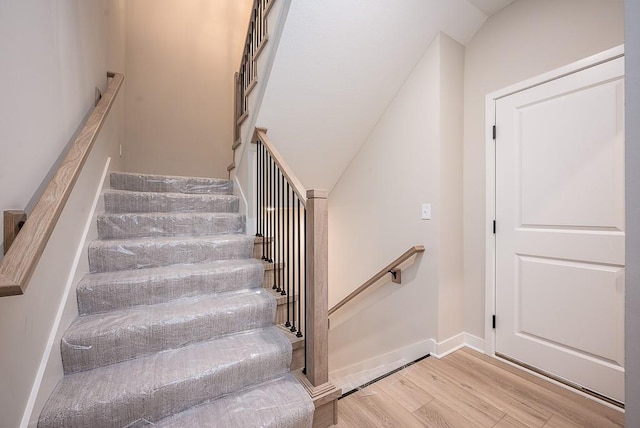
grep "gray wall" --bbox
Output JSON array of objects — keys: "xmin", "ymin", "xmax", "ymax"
[{"xmin": 626, "ymin": 0, "xmax": 640, "ymax": 424}]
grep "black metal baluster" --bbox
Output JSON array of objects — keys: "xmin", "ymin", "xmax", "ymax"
[
  {"xmin": 280, "ymin": 173, "xmax": 286, "ymax": 297},
  {"xmin": 273, "ymin": 163, "xmax": 280, "ymax": 292},
  {"xmin": 261, "ymin": 144, "xmax": 267, "ymax": 260},
  {"xmin": 298, "ymin": 199, "xmax": 304, "ymax": 338},
  {"xmin": 264, "ymin": 149, "xmax": 270, "ymax": 261},
  {"xmin": 285, "ymin": 182, "xmax": 291, "ymax": 327},
  {"xmin": 290, "ymin": 192, "xmax": 297, "ymax": 334},
  {"xmin": 256, "ymin": 141, "xmax": 261, "ymax": 239},
  {"xmin": 269, "ymin": 155, "xmax": 274, "ymax": 265}
]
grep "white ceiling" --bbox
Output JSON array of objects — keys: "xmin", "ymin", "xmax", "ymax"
[
  {"xmin": 466, "ymin": 0, "xmax": 517, "ymax": 16},
  {"xmin": 256, "ymin": 0, "xmax": 504, "ymax": 191}
]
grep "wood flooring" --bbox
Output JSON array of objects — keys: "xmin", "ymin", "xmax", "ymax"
[{"xmin": 334, "ymin": 348, "xmax": 624, "ymax": 427}]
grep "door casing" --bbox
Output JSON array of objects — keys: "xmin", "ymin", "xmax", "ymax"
[{"xmin": 484, "ymin": 45, "xmax": 625, "ymax": 359}]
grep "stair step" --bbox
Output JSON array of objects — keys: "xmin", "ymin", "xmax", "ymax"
[
  {"xmin": 155, "ymin": 373, "xmax": 314, "ymax": 427},
  {"xmin": 77, "ymin": 259, "xmax": 264, "ymax": 315},
  {"xmin": 103, "ymin": 189, "xmax": 239, "ymax": 214},
  {"xmin": 110, "ymin": 172, "xmax": 233, "ymax": 195},
  {"xmin": 62, "ymin": 289, "xmax": 276, "ymax": 373},
  {"xmin": 39, "ymin": 327, "xmax": 292, "ymax": 428},
  {"xmin": 88, "ymin": 234, "xmax": 255, "ymax": 273},
  {"xmin": 97, "ymin": 212, "xmax": 245, "ymax": 239}
]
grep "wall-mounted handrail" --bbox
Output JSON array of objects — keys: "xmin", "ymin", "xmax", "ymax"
[
  {"xmin": 0, "ymin": 72, "xmax": 124, "ymax": 297},
  {"xmin": 328, "ymin": 245, "xmax": 425, "ymax": 316}
]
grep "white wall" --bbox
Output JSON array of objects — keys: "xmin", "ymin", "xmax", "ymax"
[
  {"xmin": 123, "ymin": 0, "xmax": 252, "ymax": 178},
  {"xmin": 0, "ymin": 0, "xmax": 110, "ymax": 257},
  {"xmin": 625, "ymin": 0, "xmax": 640, "ymax": 423},
  {"xmin": 437, "ymin": 34, "xmax": 465, "ymax": 342},
  {"xmin": 328, "ymin": 33, "xmax": 465, "ymax": 385},
  {"xmin": 0, "ymin": 2, "xmax": 126, "ymax": 425},
  {"xmin": 462, "ymin": 0, "xmax": 625, "ymax": 338},
  {"xmin": 256, "ymin": 0, "xmax": 487, "ymax": 192}
]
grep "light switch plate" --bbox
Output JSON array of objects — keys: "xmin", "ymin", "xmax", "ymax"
[{"xmin": 421, "ymin": 204, "xmax": 431, "ymax": 220}]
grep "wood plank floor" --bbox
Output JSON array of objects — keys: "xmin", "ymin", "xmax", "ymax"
[{"xmin": 334, "ymin": 348, "xmax": 624, "ymax": 427}]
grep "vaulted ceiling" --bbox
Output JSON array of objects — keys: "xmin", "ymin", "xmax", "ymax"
[{"xmin": 257, "ymin": 0, "xmax": 516, "ymax": 191}]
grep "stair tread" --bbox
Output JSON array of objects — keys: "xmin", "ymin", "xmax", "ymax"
[
  {"xmin": 88, "ymin": 234, "xmax": 255, "ymax": 273},
  {"xmin": 155, "ymin": 373, "xmax": 314, "ymax": 428},
  {"xmin": 39, "ymin": 327, "xmax": 292, "ymax": 428},
  {"xmin": 90, "ymin": 232, "xmax": 253, "ymax": 246},
  {"xmin": 110, "ymin": 171, "xmax": 233, "ymax": 195},
  {"xmin": 97, "ymin": 211, "xmax": 246, "ymax": 239},
  {"xmin": 77, "ymin": 259, "xmax": 265, "ymax": 314},
  {"xmin": 104, "ymin": 188, "xmax": 239, "ymax": 200},
  {"xmin": 98, "ymin": 211, "xmax": 244, "ymax": 220},
  {"xmin": 103, "ymin": 189, "xmax": 239, "ymax": 214},
  {"xmin": 62, "ymin": 288, "xmax": 277, "ymax": 373}
]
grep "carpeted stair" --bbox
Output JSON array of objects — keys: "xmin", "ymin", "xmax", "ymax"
[{"xmin": 39, "ymin": 172, "xmax": 314, "ymax": 428}]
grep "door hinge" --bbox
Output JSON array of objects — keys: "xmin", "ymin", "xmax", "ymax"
[
  {"xmin": 492, "ymin": 315, "xmax": 496, "ymax": 329},
  {"xmin": 492, "ymin": 125, "xmax": 496, "ymax": 140},
  {"xmin": 493, "ymin": 220, "xmax": 496, "ymax": 234}
]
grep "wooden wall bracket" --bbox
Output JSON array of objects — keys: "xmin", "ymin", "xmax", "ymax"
[{"xmin": 3, "ymin": 210, "xmax": 27, "ymax": 256}]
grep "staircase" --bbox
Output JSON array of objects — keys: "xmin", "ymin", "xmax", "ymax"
[{"xmin": 38, "ymin": 172, "xmax": 314, "ymax": 427}]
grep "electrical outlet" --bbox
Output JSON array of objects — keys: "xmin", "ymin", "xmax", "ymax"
[{"xmin": 421, "ymin": 203, "xmax": 431, "ymax": 220}]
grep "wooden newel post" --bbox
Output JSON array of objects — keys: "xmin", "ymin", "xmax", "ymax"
[{"xmin": 305, "ymin": 189, "xmax": 329, "ymax": 387}]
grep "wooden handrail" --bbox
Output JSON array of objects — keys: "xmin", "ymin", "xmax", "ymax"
[
  {"xmin": 328, "ymin": 245, "xmax": 425, "ymax": 316},
  {"xmin": 0, "ymin": 72, "xmax": 124, "ymax": 297},
  {"xmin": 253, "ymin": 128, "xmax": 307, "ymax": 205}
]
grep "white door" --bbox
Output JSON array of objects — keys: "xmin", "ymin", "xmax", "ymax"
[{"xmin": 495, "ymin": 56, "xmax": 625, "ymax": 403}]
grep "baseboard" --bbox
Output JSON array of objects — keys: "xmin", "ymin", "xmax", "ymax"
[
  {"xmin": 330, "ymin": 332, "xmax": 485, "ymax": 393},
  {"xmin": 329, "ymin": 338, "xmax": 435, "ymax": 393},
  {"xmin": 432, "ymin": 332, "xmax": 486, "ymax": 359},
  {"xmin": 462, "ymin": 332, "xmax": 485, "ymax": 354}
]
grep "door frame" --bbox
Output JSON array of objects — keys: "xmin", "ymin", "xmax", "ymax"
[{"xmin": 483, "ymin": 44, "xmax": 625, "ymax": 357}]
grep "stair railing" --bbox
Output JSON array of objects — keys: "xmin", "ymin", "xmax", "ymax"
[
  {"xmin": 253, "ymin": 128, "xmax": 332, "ymax": 391},
  {"xmin": 328, "ymin": 245, "xmax": 425, "ymax": 317},
  {"xmin": 233, "ymin": 0, "xmax": 275, "ymax": 153},
  {"xmin": 0, "ymin": 72, "xmax": 124, "ymax": 297}
]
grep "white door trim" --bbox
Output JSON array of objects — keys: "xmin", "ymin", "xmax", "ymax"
[{"xmin": 484, "ymin": 44, "xmax": 625, "ymax": 357}]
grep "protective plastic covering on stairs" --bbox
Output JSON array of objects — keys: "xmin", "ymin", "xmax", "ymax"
[
  {"xmin": 110, "ymin": 171, "xmax": 234, "ymax": 195},
  {"xmin": 39, "ymin": 327, "xmax": 295, "ymax": 428},
  {"xmin": 103, "ymin": 189, "xmax": 239, "ymax": 213},
  {"xmin": 39, "ymin": 171, "xmax": 314, "ymax": 428},
  {"xmin": 76, "ymin": 259, "xmax": 265, "ymax": 314},
  {"xmin": 88, "ymin": 234, "xmax": 255, "ymax": 272},
  {"xmin": 62, "ymin": 288, "xmax": 277, "ymax": 373},
  {"xmin": 97, "ymin": 212, "xmax": 245, "ymax": 239},
  {"xmin": 156, "ymin": 373, "xmax": 314, "ymax": 428}
]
